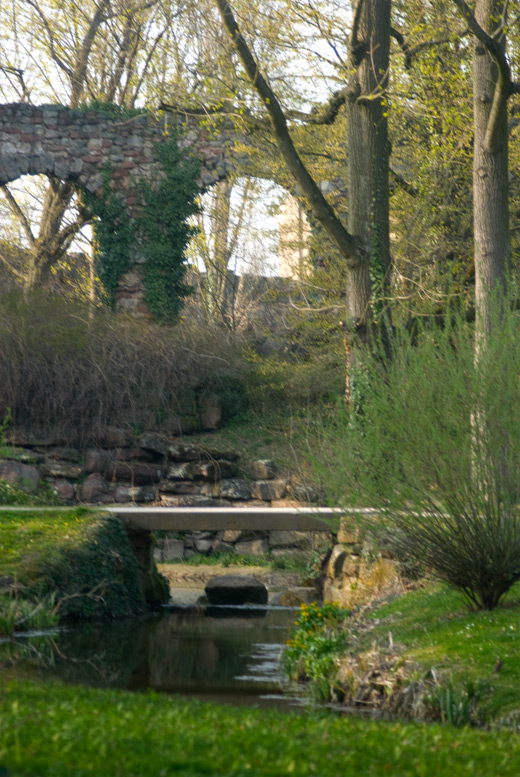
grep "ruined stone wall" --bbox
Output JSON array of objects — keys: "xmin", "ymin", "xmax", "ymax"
[{"xmin": 0, "ymin": 103, "xmax": 242, "ymax": 194}]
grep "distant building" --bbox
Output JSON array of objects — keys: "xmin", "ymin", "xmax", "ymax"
[{"xmin": 278, "ymin": 195, "xmax": 311, "ymax": 279}]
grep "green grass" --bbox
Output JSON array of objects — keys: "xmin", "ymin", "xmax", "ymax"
[
  {"xmin": 0, "ymin": 508, "xmax": 94, "ymax": 580},
  {"xmin": 0, "ymin": 508, "xmax": 148, "ymax": 619},
  {"xmin": 1, "ymin": 678, "xmax": 520, "ymax": 776},
  {"xmin": 360, "ymin": 582, "xmax": 520, "ymax": 722},
  {"xmin": 167, "ymin": 551, "xmax": 311, "ymax": 573}
]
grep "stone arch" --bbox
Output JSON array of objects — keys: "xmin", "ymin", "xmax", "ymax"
[
  {"xmin": 0, "ymin": 102, "xmax": 262, "ymax": 313},
  {"xmin": 0, "ymin": 103, "xmax": 249, "ymax": 193}
]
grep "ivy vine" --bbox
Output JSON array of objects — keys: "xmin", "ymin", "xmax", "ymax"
[{"xmin": 85, "ymin": 134, "xmax": 200, "ymax": 324}]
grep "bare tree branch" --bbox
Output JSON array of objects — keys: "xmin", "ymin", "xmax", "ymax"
[{"xmin": 214, "ymin": 0, "xmax": 362, "ymax": 270}]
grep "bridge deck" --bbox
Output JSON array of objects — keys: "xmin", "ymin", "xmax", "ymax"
[{"xmin": 104, "ymin": 506, "xmax": 343, "ymax": 532}]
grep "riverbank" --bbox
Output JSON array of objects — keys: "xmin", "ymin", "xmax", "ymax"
[
  {"xmin": 1, "ymin": 677, "xmax": 519, "ymax": 776},
  {"xmin": 288, "ymin": 581, "xmax": 520, "ymax": 727},
  {"xmin": 0, "ymin": 508, "xmax": 168, "ymax": 624}
]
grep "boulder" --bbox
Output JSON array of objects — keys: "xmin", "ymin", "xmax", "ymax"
[
  {"xmin": 205, "ymin": 575, "xmax": 268, "ymax": 605},
  {"xmin": 0, "ymin": 460, "xmax": 40, "ymax": 493}
]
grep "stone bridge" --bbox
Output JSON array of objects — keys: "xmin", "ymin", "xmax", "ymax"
[
  {"xmin": 0, "ymin": 102, "xmax": 259, "ymax": 313},
  {"xmin": 0, "ymin": 102, "xmax": 247, "ymax": 195}
]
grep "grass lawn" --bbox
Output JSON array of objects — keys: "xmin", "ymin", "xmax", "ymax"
[
  {"xmin": 1, "ymin": 677, "xmax": 520, "ymax": 777},
  {"xmin": 360, "ymin": 582, "xmax": 520, "ymax": 723}
]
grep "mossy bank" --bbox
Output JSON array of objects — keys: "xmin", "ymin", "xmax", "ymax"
[{"xmin": 0, "ymin": 508, "xmax": 168, "ymax": 624}]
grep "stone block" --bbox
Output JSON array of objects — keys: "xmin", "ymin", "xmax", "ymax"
[
  {"xmin": 161, "ymin": 538, "xmax": 184, "ymax": 561},
  {"xmin": 42, "ymin": 459, "xmax": 84, "ymax": 479},
  {"xmin": 93, "ymin": 425, "xmax": 133, "ymax": 448},
  {"xmin": 0, "ymin": 460, "xmax": 40, "ymax": 493},
  {"xmin": 160, "ymin": 494, "xmax": 217, "ymax": 507},
  {"xmin": 251, "ymin": 479, "xmax": 287, "ymax": 501},
  {"xmin": 53, "ymin": 478, "xmax": 75, "ymax": 502},
  {"xmin": 78, "ymin": 473, "xmax": 113, "ymax": 503},
  {"xmin": 219, "ymin": 479, "xmax": 252, "ymax": 500},
  {"xmin": 268, "ymin": 530, "xmax": 311, "ymax": 548},
  {"xmin": 248, "ymin": 459, "xmax": 276, "ymax": 480},
  {"xmin": 139, "ymin": 432, "xmax": 170, "ymax": 455},
  {"xmin": 85, "ymin": 448, "xmax": 113, "ymax": 474},
  {"xmin": 107, "ymin": 462, "xmax": 163, "ymax": 484},
  {"xmin": 222, "ymin": 530, "xmax": 242, "ymax": 543},
  {"xmin": 114, "ymin": 485, "xmax": 156, "ymax": 503},
  {"xmin": 194, "ymin": 539, "xmax": 213, "ymax": 554},
  {"xmin": 337, "ymin": 520, "xmax": 364, "ymax": 545},
  {"xmin": 158, "ymin": 480, "xmax": 202, "ymax": 495},
  {"xmin": 235, "ymin": 539, "xmax": 269, "ymax": 556}
]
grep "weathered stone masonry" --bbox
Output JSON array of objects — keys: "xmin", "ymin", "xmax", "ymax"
[
  {"xmin": 0, "ymin": 102, "xmax": 250, "ymax": 313},
  {"xmin": 0, "ymin": 103, "xmax": 242, "ymax": 194}
]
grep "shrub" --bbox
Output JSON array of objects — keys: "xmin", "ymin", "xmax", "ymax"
[
  {"xmin": 0, "ymin": 291, "xmax": 249, "ymax": 446},
  {"xmin": 312, "ymin": 302, "xmax": 520, "ymax": 610},
  {"xmin": 284, "ymin": 601, "xmax": 349, "ymax": 699}
]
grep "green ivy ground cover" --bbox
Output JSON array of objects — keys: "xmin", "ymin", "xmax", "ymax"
[
  {"xmin": 0, "ymin": 678, "xmax": 519, "ymax": 776},
  {"xmin": 0, "ymin": 509, "xmax": 146, "ymax": 619}
]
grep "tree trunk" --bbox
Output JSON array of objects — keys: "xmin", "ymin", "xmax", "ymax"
[
  {"xmin": 346, "ymin": 0, "xmax": 391, "ymax": 342},
  {"xmin": 472, "ymin": 0, "xmax": 510, "ymax": 341}
]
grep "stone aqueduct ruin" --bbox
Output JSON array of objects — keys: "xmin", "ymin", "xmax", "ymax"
[{"xmin": 0, "ymin": 102, "xmax": 255, "ymax": 312}]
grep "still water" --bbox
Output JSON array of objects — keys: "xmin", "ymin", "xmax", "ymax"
[{"xmin": 6, "ymin": 604, "xmax": 303, "ymax": 710}]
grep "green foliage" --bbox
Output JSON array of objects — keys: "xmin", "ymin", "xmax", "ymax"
[
  {"xmin": 3, "ymin": 678, "xmax": 520, "ymax": 776},
  {"xmin": 284, "ymin": 601, "xmax": 349, "ymax": 699},
  {"xmin": 86, "ymin": 136, "xmax": 200, "ymax": 323},
  {"xmin": 136, "ymin": 141, "xmax": 200, "ymax": 323},
  {"xmin": 0, "ymin": 510, "xmax": 147, "ymax": 620},
  {"xmin": 313, "ymin": 300, "xmax": 520, "ymax": 610},
  {"xmin": 431, "ymin": 681, "xmax": 478, "ymax": 727},
  {"xmin": 363, "ymin": 582, "xmax": 520, "ymax": 723},
  {"xmin": 78, "ymin": 100, "xmax": 147, "ymax": 119},
  {"xmin": 0, "ymin": 479, "xmax": 61, "ymax": 507},
  {"xmin": 0, "ymin": 593, "xmax": 58, "ymax": 637},
  {"xmin": 85, "ymin": 168, "xmax": 132, "ymax": 307}
]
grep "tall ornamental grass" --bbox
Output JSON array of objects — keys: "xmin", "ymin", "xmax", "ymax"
[{"xmin": 314, "ymin": 302, "xmax": 520, "ymax": 609}]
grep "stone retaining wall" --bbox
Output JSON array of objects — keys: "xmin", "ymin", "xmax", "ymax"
[{"xmin": 1, "ymin": 424, "xmax": 331, "ymax": 556}]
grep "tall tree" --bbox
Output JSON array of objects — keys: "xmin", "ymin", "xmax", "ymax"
[
  {"xmin": 453, "ymin": 0, "xmax": 519, "ymax": 337},
  {"xmin": 213, "ymin": 0, "xmax": 391, "ymax": 372}
]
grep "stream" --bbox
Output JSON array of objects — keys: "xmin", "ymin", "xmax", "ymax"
[{"xmin": 4, "ymin": 602, "xmax": 304, "ymax": 710}]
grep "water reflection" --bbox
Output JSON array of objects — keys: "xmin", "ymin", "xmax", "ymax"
[{"xmin": 1, "ymin": 605, "xmax": 299, "ymax": 709}]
